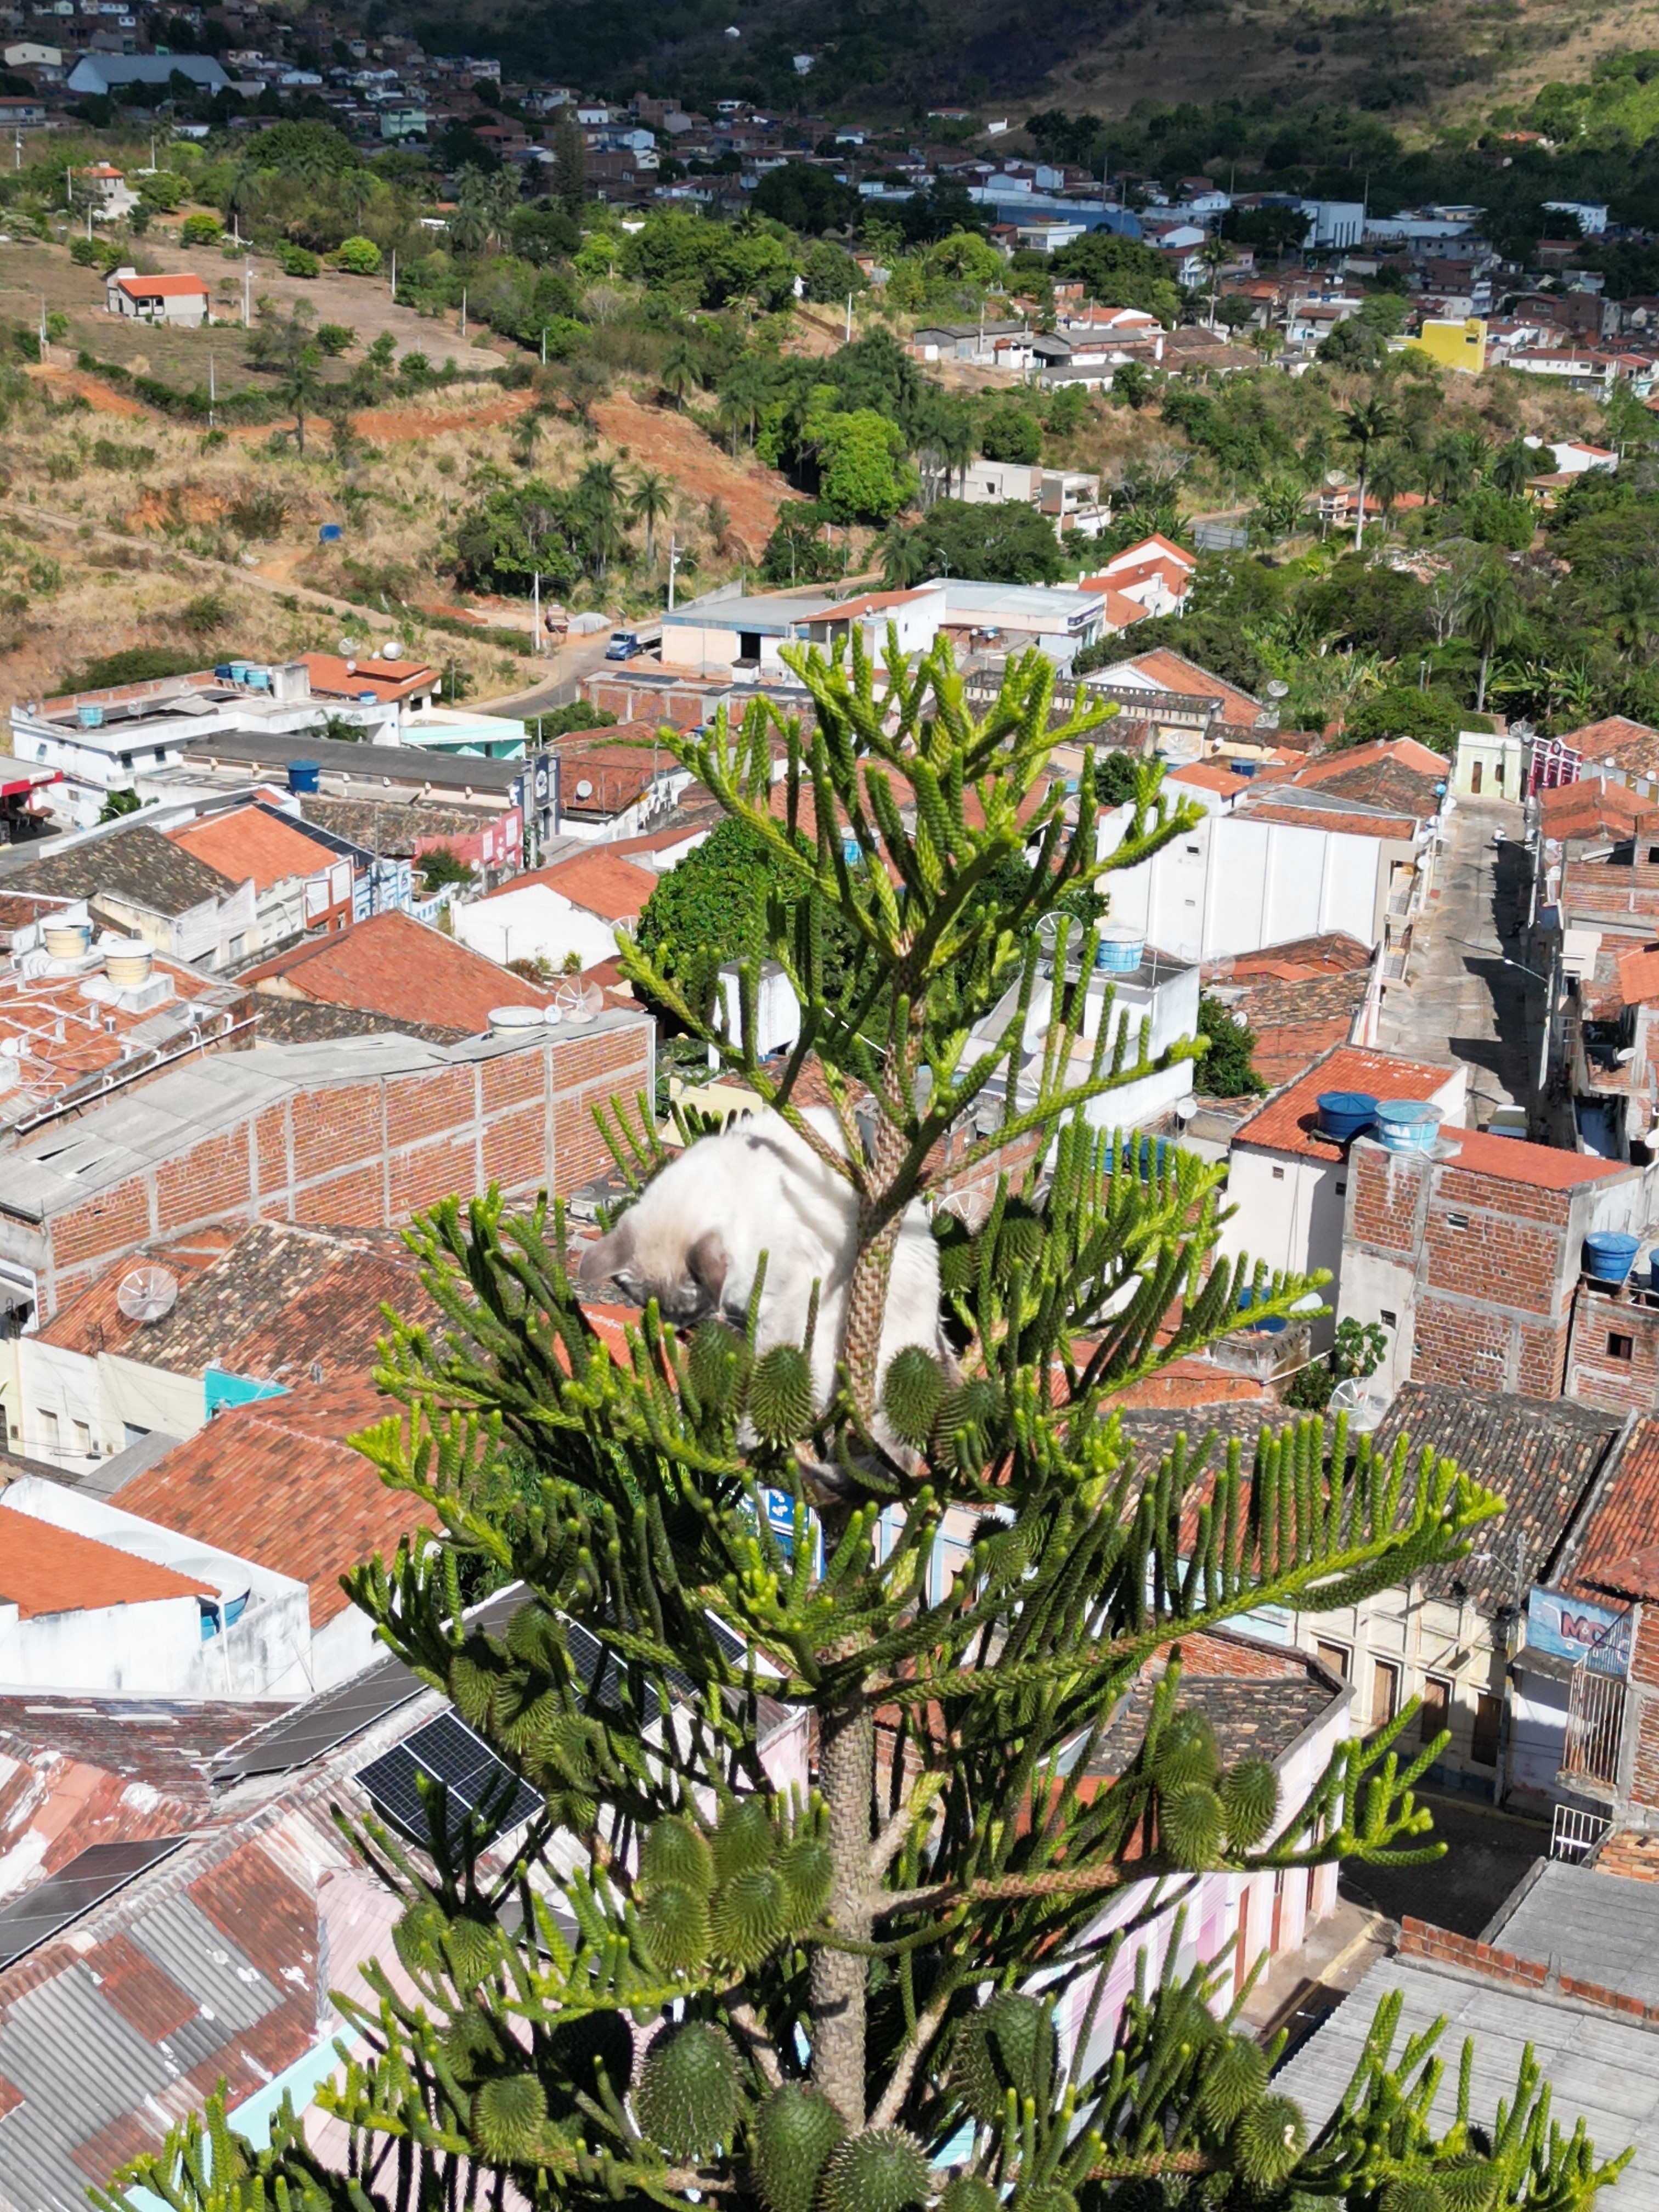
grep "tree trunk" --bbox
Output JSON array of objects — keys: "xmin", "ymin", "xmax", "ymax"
[
  {"xmin": 1353, "ymin": 461, "xmax": 1366, "ymax": 554},
  {"xmin": 1477, "ymin": 645, "xmax": 1491, "ymax": 713},
  {"xmin": 810, "ymin": 1673, "xmax": 873, "ymax": 2128}
]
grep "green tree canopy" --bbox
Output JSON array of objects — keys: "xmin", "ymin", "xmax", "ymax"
[
  {"xmin": 752, "ymin": 162, "xmax": 860, "ymax": 234},
  {"xmin": 1048, "ymin": 229, "xmax": 1181, "ymax": 322},
  {"xmin": 881, "ymin": 498, "xmax": 1067, "ymax": 586}
]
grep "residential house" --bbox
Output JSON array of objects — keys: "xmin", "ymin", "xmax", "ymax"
[
  {"xmin": 2, "ymin": 1218, "xmax": 431, "ymax": 1473},
  {"xmin": 1200, "ymin": 932, "xmax": 1380, "ymax": 1087},
  {"xmin": 238, "ymin": 909, "xmax": 558, "ymax": 1035},
  {"xmin": 455, "ymin": 847, "xmax": 659, "ymax": 975},
  {"xmin": 1220, "ymin": 1045, "xmax": 1466, "ymax": 1350},
  {"xmin": 295, "ymin": 651, "xmax": 441, "ymax": 724},
  {"xmin": 1337, "ymin": 1121, "xmax": 1645, "ymax": 1398},
  {"xmin": 104, "ymin": 269, "xmax": 211, "ymax": 327},
  {"xmin": 0, "ymin": 823, "xmax": 258, "ymax": 969},
  {"xmin": 0, "ymin": 1017, "xmax": 654, "ymax": 1324},
  {"xmin": 165, "ymin": 802, "xmax": 356, "ymax": 958},
  {"xmin": 1079, "ymin": 533, "xmax": 1195, "ymax": 621}
]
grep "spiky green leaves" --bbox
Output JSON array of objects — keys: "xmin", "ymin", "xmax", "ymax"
[
  {"xmin": 1161, "ymin": 1784, "xmax": 1226, "ymax": 1869},
  {"xmin": 640, "ymin": 1803, "xmax": 827, "ymax": 1974},
  {"xmin": 819, "ymin": 2128, "xmax": 932, "ymax": 2212},
  {"xmin": 750, "ymin": 2085, "xmax": 846, "ymax": 2212},
  {"xmin": 688, "ymin": 1321, "xmax": 751, "ymax": 1421},
  {"xmin": 1153, "ymin": 1711, "xmax": 1220, "ymax": 1793},
  {"xmin": 749, "ymin": 1344, "xmax": 816, "ymax": 1442},
  {"xmin": 1381, "ymin": 2185, "xmax": 1446, "ymax": 2212},
  {"xmin": 713, "ymin": 1798, "xmax": 777, "ymax": 1881},
  {"xmin": 937, "ymin": 2179, "xmax": 1000, "ymax": 2212},
  {"xmin": 1199, "ymin": 2035, "xmax": 1268, "ymax": 2129},
  {"xmin": 778, "ymin": 1835, "xmax": 834, "ymax": 1923},
  {"xmin": 935, "ymin": 1379, "xmax": 1003, "ymax": 1475},
  {"xmin": 950, "ymin": 1993, "xmax": 1057, "ymax": 2124},
  {"xmin": 642, "ymin": 1814, "xmax": 716, "ymax": 1896},
  {"xmin": 635, "ymin": 2023, "xmax": 743, "ymax": 2161},
  {"xmin": 471, "ymin": 2074, "xmax": 548, "ymax": 2164},
  {"xmin": 882, "ymin": 1346, "xmax": 947, "ymax": 1447},
  {"xmin": 639, "ymin": 1881, "xmax": 713, "ymax": 1973},
  {"xmin": 1233, "ymin": 2095, "xmax": 1306, "ymax": 2187},
  {"xmin": 712, "ymin": 1865, "xmax": 791, "ymax": 1968},
  {"xmin": 1436, "ymin": 2163, "xmax": 1499, "ymax": 2211},
  {"xmin": 1220, "ymin": 1759, "xmax": 1280, "ymax": 1850}
]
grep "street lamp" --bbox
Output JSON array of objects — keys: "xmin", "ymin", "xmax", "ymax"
[{"xmin": 1450, "ymin": 936, "xmax": 1550, "ymax": 985}]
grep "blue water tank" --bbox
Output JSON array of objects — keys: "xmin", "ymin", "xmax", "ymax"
[
  {"xmin": 1375, "ymin": 1099, "xmax": 1442, "ymax": 1153},
  {"xmin": 76, "ymin": 703, "xmax": 103, "ymax": 729},
  {"xmin": 318, "ymin": 522, "xmax": 343, "ymax": 543},
  {"xmin": 1585, "ymin": 1232, "xmax": 1640, "ymax": 1285},
  {"xmin": 1096, "ymin": 925, "xmax": 1144, "ymax": 972},
  {"xmin": 287, "ymin": 759, "xmax": 321, "ymax": 794},
  {"xmin": 1238, "ymin": 1285, "xmax": 1287, "ymax": 1335},
  {"xmin": 1316, "ymin": 1090, "xmax": 1378, "ymax": 1143}
]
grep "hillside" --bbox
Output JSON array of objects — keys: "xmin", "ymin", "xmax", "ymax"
[{"xmin": 405, "ymin": 0, "xmax": 1659, "ymax": 132}]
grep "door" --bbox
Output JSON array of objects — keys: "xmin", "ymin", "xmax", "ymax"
[
  {"xmin": 1370, "ymin": 1660, "xmax": 1400, "ymax": 1730},
  {"xmin": 1470, "ymin": 760, "xmax": 1483, "ymax": 794},
  {"xmin": 1419, "ymin": 1675, "xmax": 1451, "ymax": 1747},
  {"xmin": 1472, "ymin": 1691, "xmax": 1503, "ymax": 1768}
]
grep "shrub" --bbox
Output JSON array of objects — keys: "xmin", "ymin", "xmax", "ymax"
[
  {"xmin": 276, "ymin": 244, "xmax": 320, "ymax": 279},
  {"xmin": 91, "ymin": 437, "xmax": 157, "ymax": 471},
  {"xmin": 180, "ymin": 212, "xmax": 222, "ymax": 246},
  {"xmin": 57, "ymin": 644, "xmax": 206, "ymax": 692},
  {"xmin": 980, "ymin": 409, "xmax": 1042, "ymax": 465},
  {"xmin": 315, "ymin": 321, "xmax": 354, "ymax": 356},
  {"xmin": 227, "ymin": 486, "xmax": 288, "ymax": 540},
  {"xmin": 69, "ymin": 234, "xmax": 101, "ymax": 267},
  {"xmin": 331, "ymin": 235, "xmax": 382, "ymax": 275},
  {"xmin": 418, "ymin": 843, "xmax": 475, "ymax": 890}
]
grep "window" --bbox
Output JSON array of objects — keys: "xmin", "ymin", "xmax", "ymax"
[
  {"xmin": 1649, "ymin": 847, "xmax": 1659, "ymax": 865},
  {"xmin": 1380, "ymin": 1308, "xmax": 1397, "ymax": 1327},
  {"xmin": 1272, "ymin": 1165, "xmax": 1285, "ymax": 1181},
  {"xmin": 1186, "ymin": 843, "xmax": 1201, "ymax": 856},
  {"xmin": 1471, "ymin": 1691, "xmax": 1503, "ymax": 1767},
  {"xmin": 1336, "ymin": 1181, "xmax": 1347, "ymax": 1194},
  {"xmin": 1315, "ymin": 1640, "xmax": 1350, "ymax": 1681},
  {"xmin": 37, "ymin": 1410, "xmax": 59, "ymax": 1451},
  {"xmin": 1609, "ymin": 1333, "xmax": 1634, "ymax": 1362},
  {"xmin": 1446, "ymin": 1212, "xmax": 1469, "ymax": 1230},
  {"xmin": 1369, "ymin": 1660, "xmax": 1400, "ymax": 1730},
  {"xmin": 71, "ymin": 1421, "xmax": 92, "ymax": 1457},
  {"xmin": 1419, "ymin": 1675, "xmax": 1450, "ymax": 1747}
]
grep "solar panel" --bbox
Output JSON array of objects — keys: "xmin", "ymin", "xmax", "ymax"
[
  {"xmin": 357, "ymin": 1711, "xmax": 541, "ymax": 1853},
  {"xmin": 210, "ymin": 1651, "xmax": 424, "ymax": 1782},
  {"xmin": 0, "ymin": 1836, "xmax": 185, "ymax": 1970}
]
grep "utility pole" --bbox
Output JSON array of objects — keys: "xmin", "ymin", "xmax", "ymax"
[
  {"xmin": 667, "ymin": 535, "xmax": 679, "ymax": 611},
  {"xmin": 242, "ymin": 261, "xmax": 251, "ymax": 328},
  {"xmin": 389, "ymin": 246, "xmax": 396, "ymax": 298},
  {"xmin": 540, "ymin": 325, "xmax": 546, "ymax": 366},
  {"xmin": 460, "ymin": 286, "xmax": 466, "ymax": 338},
  {"xmin": 532, "ymin": 567, "xmax": 540, "ymax": 653},
  {"xmin": 37, "ymin": 294, "xmax": 46, "ymax": 364},
  {"xmin": 844, "ymin": 288, "xmax": 851, "ymax": 341},
  {"xmin": 208, "ymin": 349, "xmax": 215, "ymax": 430}
]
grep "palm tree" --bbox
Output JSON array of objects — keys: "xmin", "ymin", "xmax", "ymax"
[
  {"xmin": 576, "ymin": 457, "xmax": 627, "ymax": 580},
  {"xmin": 1251, "ymin": 323, "xmax": 1284, "ymax": 365},
  {"xmin": 1424, "ymin": 428, "xmax": 1482, "ymax": 507},
  {"xmin": 659, "ymin": 338, "xmax": 702, "ymax": 411},
  {"xmin": 1197, "ymin": 232, "xmax": 1231, "ymax": 329},
  {"xmin": 1338, "ymin": 396, "xmax": 1400, "ymax": 554},
  {"xmin": 1251, "ymin": 476, "xmax": 1308, "ymax": 543},
  {"xmin": 880, "ymin": 520, "xmax": 927, "ymax": 588},
  {"xmin": 1465, "ymin": 558, "xmax": 1523, "ymax": 713},
  {"xmin": 1492, "ymin": 436, "xmax": 1534, "ymax": 499},
  {"xmin": 714, "ymin": 386, "xmax": 748, "ymax": 458},
  {"xmin": 1365, "ymin": 443, "xmax": 1413, "ymax": 535},
  {"xmin": 629, "ymin": 468, "xmax": 673, "ymax": 566},
  {"xmin": 273, "ymin": 346, "xmax": 324, "ymax": 458}
]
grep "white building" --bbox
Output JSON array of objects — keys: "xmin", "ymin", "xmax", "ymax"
[{"xmin": 967, "ymin": 943, "xmax": 1202, "ymax": 1133}]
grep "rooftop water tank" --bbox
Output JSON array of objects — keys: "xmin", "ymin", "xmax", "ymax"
[
  {"xmin": 1237, "ymin": 1285, "xmax": 1286, "ymax": 1334},
  {"xmin": 1316, "ymin": 1091, "xmax": 1378, "ymax": 1143},
  {"xmin": 1096, "ymin": 924, "xmax": 1144, "ymax": 973},
  {"xmin": 244, "ymin": 667, "xmax": 270, "ymax": 690},
  {"xmin": 1375, "ymin": 1099, "xmax": 1442, "ymax": 1153},
  {"xmin": 1585, "ymin": 1232, "xmax": 1640, "ymax": 1285},
  {"xmin": 488, "ymin": 1006, "xmax": 548, "ymax": 1034},
  {"xmin": 103, "ymin": 938, "xmax": 152, "ymax": 990},
  {"xmin": 287, "ymin": 759, "xmax": 320, "ymax": 794},
  {"xmin": 76, "ymin": 704, "xmax": 104, "ymax": 729},
  {"xmin": 42, "ymin": 918, "xmax": 89, "ymax": 960}
]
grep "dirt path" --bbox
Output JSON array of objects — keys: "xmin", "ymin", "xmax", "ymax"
[
  {"xmin": 23, "ymin": 364, "xmax": 148, "ymax": 417},
  {"xmin": 351, "ymin": 392, "xmax": 537, "ymax": 443},
  {"xmin": 590, "ymin": 392, "xmax": 792, "ymax": 560}
]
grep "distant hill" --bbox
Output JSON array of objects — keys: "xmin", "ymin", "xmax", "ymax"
[{"xmin": 407, "ymin": 0, "xmax": 1659, "ymax": 131}]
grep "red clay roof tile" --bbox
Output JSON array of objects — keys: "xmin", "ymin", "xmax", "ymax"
[
  {"xmin": 240, "ymin": 909, "xmax": 551, "ymax": 1031},
  {"xmin": 0, "ymin": 1513, "xmax": 212, "ymax": 1618}
]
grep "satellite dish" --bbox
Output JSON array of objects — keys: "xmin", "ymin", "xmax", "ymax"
[
  {"xmin": 1265, "ymin": 679, "xmax": 1290, "ymax": 699},
  {"xmin": 338, "ymin": 637, "xmax": 359, "ymax": 655},
  {"xmin": 117, "ymin": 1265, "xmax": 178, "ymax": 1324},
  {"xmin": 574, "ymin": 778, "xmax": 594, "ymax": 800},
  {"xmin": 553, "ymin": 980, "xmax": 602, "ymax": 1025},
  {"xmin": 381, "ymin": 639, "xmax": 404, "ymax": 660},
  {"xmin": 1036, "ymin": 912, "xmax": 1062, "ymax": 949}
]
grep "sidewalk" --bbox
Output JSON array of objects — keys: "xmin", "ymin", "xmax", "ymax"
[{"xmin": 1240, "ymin": 1895, "xmax": 1392, "ymax": 2056}]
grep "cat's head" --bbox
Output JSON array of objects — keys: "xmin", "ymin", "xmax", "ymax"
[{"xmin": 575, "ymin": 1203, "xmax": 729, "ymax": 1324}]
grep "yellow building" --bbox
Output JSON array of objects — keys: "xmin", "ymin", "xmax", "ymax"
[{"xmin": 1408, "ymin": 317, "xmax": 1488, "ymax": 375}]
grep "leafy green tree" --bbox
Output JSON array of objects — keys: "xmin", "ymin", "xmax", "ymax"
[
  {"xmin": 331, "ymin": 234, "xmax": 382, "ymax": 274},
  {"xmin": 1195, "ymin": 991, "xmax": 1267, "ymax": 1097},
  {"xmin": 761, "ymin": 503, "xmax": 839, "ymax": 585},
  {"xmin": 1284, "ymin": 1317, "xmax": 1390, "ymax": 1412},
  {"xmin": 882, "ymin": 498, "xmax": 1066, "ymax": 586},
  {"xmin": 812, "ymin": 408, "xmax": 913, "ymax": 526},
  {"xmin": 512, "ymin": 200, "xmax": 581, "ymax": 266},
  {"xmin": 753, "ymin": 162, "xmax": 859, "ymax": 233},
  {"xmin": 104, "ymin": 637, "xmax": 1624, "ymax": 2212},
  {"xmin": 1048, "ymin": 229, "xmax": 1180, "ymax": 321},
  {"xmin": 629, "ymin": 469, "xmax": 675, "ymax": 568},
  {"xmin": 1466, "ymin": 557, "xmax": 1525, "ymax": 713},
  {"xmin": 659, "ymin": 337, "xmax": 703, "ymax": 411},
  {"xmin": 803, "ymin": 240, "xmax": 866, "ymax": 306},
  {"xmin": 552, "ymin": 114, "xmax": 586, "ymax": 217},
  {"xmin": 416, "ymin": 844, "xmax": 475, "ymax": 892},
  {"xmin": 1340, "ymin": 684, "xmax": 1482, "ymax": 753},
  {"xmin": 980, "ymin": 409, "xmax": 1042, "ymax": 465},
  {"xmin": 635, "ymin": 815, "xmax": 828, "ymax": 1017}
]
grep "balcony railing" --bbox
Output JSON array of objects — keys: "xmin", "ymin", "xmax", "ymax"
[
  {"xmin": 1550, "ymin": 1802, "xmax": 1611, "ymax": 1864},
  {"xmin": 1560, "ymin": 1659, "xmax": 1627, "ymax": 1799}
]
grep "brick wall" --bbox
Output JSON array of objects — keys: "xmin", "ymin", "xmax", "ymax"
[
  {"xmin": 36, "ymin": 1021, "xmax": 653, "ymax": 1315},
  {"xmin": 1396, "ymin": 1916, "xmax": 1659, "ymax": 2019},
  {"xmin": 1344, "ymin": 1143, "xmax": 1586, "ymax": 1394},
  {"xmin": 1567, "ymin": 1284, "xmax": 1659, "ymax": 1414}
]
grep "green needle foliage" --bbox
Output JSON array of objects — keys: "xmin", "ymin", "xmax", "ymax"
[{"xmin": 98, "ymin": 633, "xmax": 1630, "ymax": 2212}]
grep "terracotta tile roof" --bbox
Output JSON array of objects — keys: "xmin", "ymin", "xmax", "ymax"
[
  {"xmin": 112, "ymin": 1374, "xmax": 433, "ymax": 1627},
  {"xmin": 5, "ymin": 824, "xmax": 233, "ymax": 921},
  {"xmin": 166, "ymin": 805, "xmax": 342, "ymax": 895},
  {"xmin": 1561, "ymin": 715, "xmax": 1659, "ymax": 779},
  {"xmin": 1110, "ymin": 648, "xmax": 1265, "ymax": 729},
  {"xmin": 295, "ymin": 794, "xmax": 483, "ymax": 854},
  {"xmin": 297, "ymin": 651, "xmax": 437, "ymax": 704},
  {"xmin": 38, "ymin": 1220, "xmax": 433, "ymax": 1376},
  {"xmin": 1371, "ymin": 1382, "xmax": 1626, "ymax": 1609},
  {"xmin": 1205, "ymin": 932, "xmax": 1375, "ymax": 985},
  {"xmin": 1234, "ymin": 1044, "xmax": 1454, "ymax": 1160},
  {"xmin": 1206, "ymin": 941, "xmax": 1375, "ymax": 1089},
  {"xmin": 1086, "ymin": 1628, "xmax": 1340, "ymax": 1782},
  {"xmin": 1539, "ymin": 777, "xmax": 1651, "ymax": 844},
  {"xmin": 1101, "ymin": 586, "xmax": 1153, "ymax": 629},
  {"xmin": 484, "ymin": 849, "xmax": 658, "ymax": 922},
  {"xmin": 241, "ymin": 909, "xmax": 551, "ymax": 1031},
  {"xmin": 249, "ymin": 996, "xmax": 467, "ymax": 1046},
  {"xmin": 1235, "ymin": 797, "xmax": 1420, "ymax": 840},
  {"xmin": 1559, "ymin": 857, "xmax": 1659, "ymax": 926},
  {"xmin": 0, "ymin": 952, "xmax": 233, "ymax": 1132},
  {"xmin": 1167, "ymin": 760, "xmax": 1254, "ymax": 798},
  {"xmin": 0, "ymin": 1511, "xmax": 212, "ymax": 1618},
  {"xmin": 113, "ymin": 273, "xmax": 208, "ymax": 299},
  {"xmin": 1437, "ymin": 1124, "xmax": 1631, "ymax": 1188}
]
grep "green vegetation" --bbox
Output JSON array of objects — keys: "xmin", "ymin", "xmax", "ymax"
[
  {"xmin": 1285, "ymin": 1317, "xmax": 1392, "ymax": 1412},
  {"xmin": 1195, "ymin": 992, "xmax": 1268, "ymax": 1097},
  {"xmin": 107, "ymin": 641, "xmax": 1626, "ymax": 2212}
]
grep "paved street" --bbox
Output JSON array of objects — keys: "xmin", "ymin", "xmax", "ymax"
[{"xmin": 1376, "ymin": 793, "xmax": 1538, "ymax": 1131}]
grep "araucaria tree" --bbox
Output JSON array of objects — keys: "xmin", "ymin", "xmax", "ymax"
[{"xmin": 116, "ymin": 639, "xmax": 1626, "ymax": 2211}]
